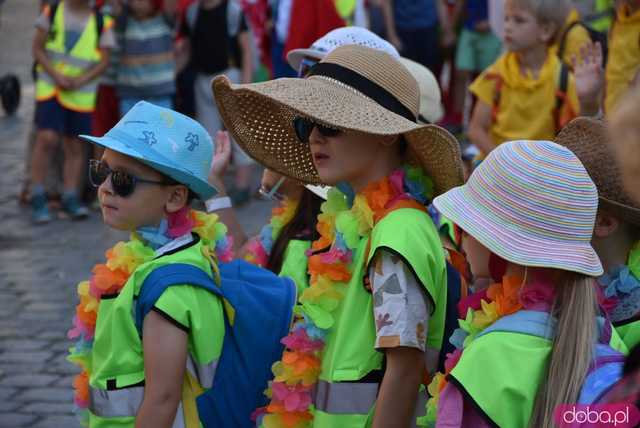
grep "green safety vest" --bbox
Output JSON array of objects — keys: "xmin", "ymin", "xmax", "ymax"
[
  {"xmin": 335, "ymin": 0, "xmax": 357, "ymax": 24},
  {"xmin": 279, "ymin": 239, "xmax": 311, "ymax": 294},
  {"xmin": 587, "ymin": 0, "xmax": 614, "ymax": 32},
  {"xmin": 615, "ymin": 318, "xmax": 640, "ymax": 350},
  {"xmin": 35, "ymin": 2, "xmax": 108, "ymax": 112},
  {"xmin": 450, "ymin": 316, "xmax": 629, "ymax": 428},
  {"xmin": 312, "ymin": 208, "xmax": 447, "ymax": 427},
  {"xmin": 89, "ymin": 237, "xmax": 225, "ymax": 427}
]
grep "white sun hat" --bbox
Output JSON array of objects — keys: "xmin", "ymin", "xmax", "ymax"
[{"xmin": 286, "ymin": 26, "xmax": 399, "ymax": 72}]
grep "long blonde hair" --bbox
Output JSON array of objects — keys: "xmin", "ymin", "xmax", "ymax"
[{"xmin": 529, "ymin": 272, "xmax": 599, "ymax": 428}]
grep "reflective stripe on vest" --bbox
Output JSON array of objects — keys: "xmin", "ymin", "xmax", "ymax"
[
  {"xmin": 90, "ymin": 385, "xmax": 144, "ymax": 418},
  {"xmin": 313, "ymin": 380, "xmax": 379, "ymax": 415},
  {"xmin": 90, "ymin": 387, "xmax": 187, "ymax": 428},
  {"xmin": 186, "ymin": 354, "xmax": 219, "ymax": 390},
  {"xmin": 89, "ymin": 354, "xmax": 217, "ymax": 417}
]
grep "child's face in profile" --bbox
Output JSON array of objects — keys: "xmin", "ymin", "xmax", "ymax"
[
  {"xmin": 461, "ymin": 232, "xmax": 491, "ymax": 282},
  {"xmin": 503, "ymin": 0, "xmax": 549, "ymax": 52},
  {"xmin": 97, "ymin": 149, "xmax": 177, "ymax": 231}
]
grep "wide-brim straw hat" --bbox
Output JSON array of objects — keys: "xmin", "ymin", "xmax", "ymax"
[
  {"xmin": 433, "ymin": 140, "xmax": 603, "ymax": 276},
  {"xmin": 212, "ymin": 45, "xmax": 463, "ymax": 196},
  {"xmin": 555, "ymin": 117, "xmax": 640, "ymax": 226}
]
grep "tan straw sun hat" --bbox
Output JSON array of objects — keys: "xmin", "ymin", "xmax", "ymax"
[
  {"xmin": 211, "ymin": 45, "xmax": 463, "ymax": 196},
  {"xmin": 555, "ymin": 117, "xmax": 640, "ymax": 226}
]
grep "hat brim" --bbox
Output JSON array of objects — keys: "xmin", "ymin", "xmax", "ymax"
[
  {"xmin": 80, "ymin": 134, "xmax": 218, "ymax": 200},
  {"xmin": 286, "ymin": 48, "xmax": 325, "ymax": 71},
  {"xmin": 433, "ymin": 185, "xmax": 603, "ymax": 276},
  {"xmin": 555, "ymin": 117, "xmax": 640, "ymax": 226},
  {"xmin": 212, "ymin": 76, "xmax": 463, "ymax": 196}
]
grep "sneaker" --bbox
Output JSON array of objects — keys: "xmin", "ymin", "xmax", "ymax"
[
  {"xmin": 61, "ymin": 194, "xmax": 89, "ymax": 220},
  {"xmin": 31, "ymin": 192, "xmax": 52, "ymax": 224}
]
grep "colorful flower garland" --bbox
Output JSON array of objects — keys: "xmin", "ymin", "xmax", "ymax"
[
  {"xmin": 599, "ymin": 241, "xmax": 640, "ymax": 321},
  {"xmin": 244, "ymin": 198, "xmax": 299, "ymax": 267},
  {"xmin": 67, "ymin": 209, "xmax": 233, "ymax": 426},
  {"xmin": 419, "ymin": 275, "xmax": 560, "ymax": 427},
  {"xmin": 257, "ymin": 166, "xmax": 434, "ymax": 428}
]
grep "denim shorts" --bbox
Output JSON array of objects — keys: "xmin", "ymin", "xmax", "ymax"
[{"xmin": 35, "ymin": 97, "xmax": 93, "ymax": 136}]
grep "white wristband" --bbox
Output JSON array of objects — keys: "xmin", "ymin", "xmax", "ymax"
[{"xmin": 205, "ymin": 196, "xmax": 232, "ymax": 212}]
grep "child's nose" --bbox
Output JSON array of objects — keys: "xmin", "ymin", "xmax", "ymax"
[{"xmin": 98, "ymin": 174, "xmax": 114, "ymax": 195}]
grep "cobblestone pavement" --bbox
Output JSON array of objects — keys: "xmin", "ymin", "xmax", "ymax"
[{"xmin": 0, "ymin": 1, "xmax": 271, "ymax": 426}]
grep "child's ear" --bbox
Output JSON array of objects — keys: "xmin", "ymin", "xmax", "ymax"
[
  {"xmin": 539, "ymin": 21, "xmax": 557, "ymax": 44},
  {"xmin": 165, "ymin": 185, "xmax": 190, "ymax": 213},
  {"xmin": 593, "ymin": 210, "xmax": 620, "ymax": 238},
  {"xmin": 380, "ymin": 135, "xmax": 401, "ymax": 147}
]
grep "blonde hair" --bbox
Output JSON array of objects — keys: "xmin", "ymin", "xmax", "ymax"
[
  {"xmin": 528, "ymin": 272, "xmax": 599, "ymax": 428},
  {"xmin": 510, "ymin": 0, "xmax": 572, "ymax": 43}
]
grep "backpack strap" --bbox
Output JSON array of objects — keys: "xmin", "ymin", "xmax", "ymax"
[
  {"xmin": 557, "ymin": 20, "xmax": 583, "ymax": 63},
  {"xmin": 554, "ymin": 62, "xmax": 571, "ymax": 131},
  {"xmin": 483, "ymin": 72, "xmax": 504, "ymax": 123},
  {"xmin": 135, "ymin": 263, "xmax": 221, "ymax": 335}
]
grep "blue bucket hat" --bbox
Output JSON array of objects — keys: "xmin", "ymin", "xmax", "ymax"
[{"xmin": 80, "ymin": 101, "xmax": 217, "ymax": 200}]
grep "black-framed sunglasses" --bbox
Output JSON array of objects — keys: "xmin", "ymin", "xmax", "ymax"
[
  {"xmin": 293, "ymin": 117, "xmax": 341, "ymax": 144},
  {"xmin": 89, "ymin": 159, "xmax": 169, "ymax": 198}
]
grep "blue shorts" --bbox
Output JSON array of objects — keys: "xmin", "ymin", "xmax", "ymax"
[{"xmin": 35, "ymin": 98, "xmax": 93, "ymax": 136}]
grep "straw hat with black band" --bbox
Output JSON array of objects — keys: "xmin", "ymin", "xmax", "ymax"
[
  {"xmin": 212, "ymin": 45, "xmax": 463, "ymax": 197},
  {"xmin": 555, "ymin": 117, "xmax": 640, "ymax": 226}
]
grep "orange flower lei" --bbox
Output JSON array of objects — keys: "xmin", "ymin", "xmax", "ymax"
[
  {"xmin": 257, "ymin": 166, "xmax": 434, "ymax": 428},
  {"xmin": 66, "ymin": 210, "xmax": 233, "ymax": 426}
]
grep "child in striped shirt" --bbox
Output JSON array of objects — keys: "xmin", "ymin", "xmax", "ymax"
[{"xmin": 111, "ymin": 0, "xmax": 177, "ymax": 115}]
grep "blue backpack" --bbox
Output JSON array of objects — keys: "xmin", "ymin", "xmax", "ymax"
[
  {"xmin": 478, "ymin": 310, "xmax": 626, "ymax": 404},
  {"xmin": 135, "ymin": 260, "xmax": 297, "ymax": 428}
]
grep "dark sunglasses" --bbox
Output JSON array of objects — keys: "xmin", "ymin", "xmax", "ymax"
[
  {"xmin": 89, "ymin": 159, "xmax": 169, "ymax": 198},
  {"xmin": 293, "ymin": 117, "xmax": 341, "ymax": 144}
]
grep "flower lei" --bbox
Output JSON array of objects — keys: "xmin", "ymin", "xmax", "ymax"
[
  {"xmin": 66, "ymin": 209, "xmax": 234, "ymax": 426},
  {"xmin": 419, "ymin": 275, "xmax": 560, "ymax": 427},
  {"xmin": 256, "ymin": 166, "xmax": 434, "ymax": 428},
  {"xmin": 599, "ymin": 241, "xmax": 640, "ymax": 320},
  {"xmin": 244, "ymin": 198, "xmax": 299, "ymax": 267}
]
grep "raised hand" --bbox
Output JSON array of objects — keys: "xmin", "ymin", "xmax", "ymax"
[
  {"xmin": 208, "ymin": 130, "xmax": 232, "ymax": 190},
  {"xmin": 572, "ymin": 41, "xmax": 604, "ymax": 115}
]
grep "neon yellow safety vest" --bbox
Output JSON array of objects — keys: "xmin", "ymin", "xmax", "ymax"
[
  {"xmin": 450, "ymin": 315, "xmax": 629, "ymax": 428},
  {"xmin": 35, "ymin": 2, "xmax": 109, "ymax": 112},
  {"xmin": 615, "ymin": 319, "xmax": 640, "ymax": 350},
  {"xmin": 335, "ymin": 0, "xmax": 357, "ymax": 24},
  {"xmin": 89, "ymin": 237, "xmax": 225, "ymax": 428},
  {"xmin": 279, "ymin": 239, "xmax": 311, "ymax": 294},
  {"xmin": 312, "ymin": 208, "xmax": 447, "ymax": 427}
]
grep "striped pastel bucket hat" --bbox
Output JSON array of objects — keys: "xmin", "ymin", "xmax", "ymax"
[{"xmin": 433, "ymin": 140, "xmax": 603, "ymax": 276}]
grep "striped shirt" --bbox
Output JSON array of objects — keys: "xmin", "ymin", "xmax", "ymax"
[{"xmin": 116, "ymin": 14, "xmax": 175, "ymax": 98}]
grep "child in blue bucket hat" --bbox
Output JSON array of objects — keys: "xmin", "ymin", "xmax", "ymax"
[{"xmin": 67, "ymin": 101, "xmax": 234, "ymax": 427}]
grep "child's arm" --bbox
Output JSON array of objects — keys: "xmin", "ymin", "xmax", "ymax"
[
  {"xmin": 373, "ymin": 347, "xmax": 424, "ymax": 428},
  {"xmin": 381, "ymin": 0, "xmax": 402, "ymax": 51},
  {"xmin": 207, "ymin": 131, "xmax": 248, "ymax": 251},
  {"xmin": 70, "ymin": 48, "xmax": 111, "ymax": 89},
  {"xmin": 572, "ymin": 41, "xmax": 604, "ymax": 116},
  {"xmin": 239, "ymin": 27, "xmax": 253, "ymax": 84},
  {"xmin": 468, "ymin": 100, "xmax": 496, "ymax": 155},
  {"xmin": 136, "ymin": 311, "xmax": 188, "ymax": 428},
  {"xmin": 32, "ymin": 26, "xmax": 72, "ymax": 90}
]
